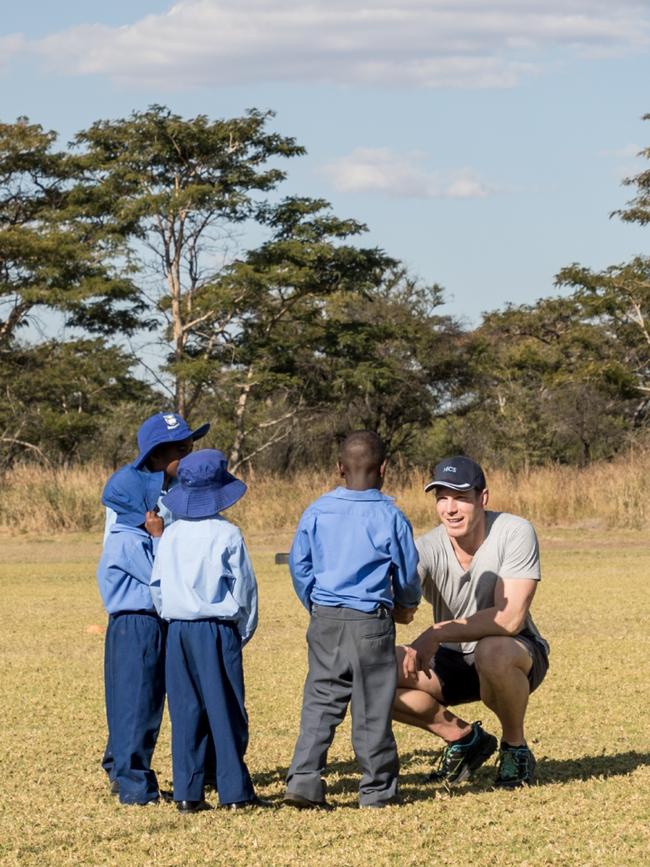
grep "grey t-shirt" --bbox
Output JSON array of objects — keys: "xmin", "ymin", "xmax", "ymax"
[{"xmin": 416, "ymin": 511, "xmax": 548, "ymax": 656}]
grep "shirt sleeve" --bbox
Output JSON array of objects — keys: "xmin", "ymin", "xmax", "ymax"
[
  {"xmin": 415, "ymin": 533, "xmax": 437, "ymax": 605},
  {"xmin": 500, "ymin": 519, "xmax": 541, "ymax": 581},
  {"xmin": 149, "ymin": 537, "xmax": 164, "ymax": 615},
  {"xmin": 227, "ymin": 534, "xmax": 259, "ymax": 645},
  {"xmin": 390, "ymin": 511, "xmax": 422, "ymax": 608},
  {"xmin": 124, "ymin": 534, "xmax": 156, "ymax": 586},
  {"xmin": 288, "ymin": 512, "xmax": 315, "ymax": 611}
]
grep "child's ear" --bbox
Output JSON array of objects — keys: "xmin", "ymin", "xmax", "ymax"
[
  {"xmin": 379, "ymin": 460, "xmax": 387, "ymax": 478},
  {"xmin": 337, "ymin": 460, "xmax": 345, "ymax": 477}
]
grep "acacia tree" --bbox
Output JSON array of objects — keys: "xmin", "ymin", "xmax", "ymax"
[
  {"xmin": 556, "ymin": 115, "xmax": 650, "ymax": 429},
  {"xmin": 0, "ymin": 118, "xmax": 146, "ymax": 463},
  {"xmin": 72, "ymin": 105, "xmax": 305, "ymax": 418},
  {"xmin": 191, "ymin": 197, "xmax": 399, "ymax": 468}
]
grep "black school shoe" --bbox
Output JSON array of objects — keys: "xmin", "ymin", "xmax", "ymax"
[
  {"xmin": 429, "ymin": 721, "xmax": 498, "ymax": 784},
  {"xmin": 494, "ymin": 744, "xmax": 537, "ymax": 788},
  {"xmin": 283, "ymin": 792, "xmax": 332, "ymax": 811},
  {"xmin": 226, "ymin": 794, "xmax": 274, "ymax": 810},
  {"xmin": 176, "ymin": 799, "xmax": 213, "ymax": 813}
]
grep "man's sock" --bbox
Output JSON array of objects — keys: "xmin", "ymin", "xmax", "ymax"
[
  {"xmin": 500, "ymin": 740, "xmax": 526, "ymax": 750},
  {"xmin": 448, "ymin": 727, "xmax": 475, "ymax": 746}
]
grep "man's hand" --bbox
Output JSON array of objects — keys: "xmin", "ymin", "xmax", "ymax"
[
  {"xmin": 397, "ymin": 643, "xmax": 432, "ymax": 681},
  {"xmin": 392, "ymin": 603, "xmax": 418, "ymax": 625},
  {"xmin": 145, "ymin": 510, "xmax": 164, "ymax": 538}
]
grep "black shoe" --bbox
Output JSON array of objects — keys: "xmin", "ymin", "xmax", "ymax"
[
  {"xmin": 360, "ymin": 798, "xmax": 401, "ymax": 809},
  {"xmin": 429, "ymin": 721, "xmax": 498, "ymax": 784},
  {"xmin": 494, "ymin": 744, "xmax": 537, "ymax": 788},
  {"xmin": 226, "ymin": 794, "xmax": 274, "ymax": 810},
  {"xmin": 176, "ymin": 799, "xmax": 213, "ymax": 813},
  {"xmin": 283, "ymin": 791, "xmax": 332, "ymax": 811},
  {"xmin": 109, "ymin": 780, "xmax": 120, "ymax": 796}
]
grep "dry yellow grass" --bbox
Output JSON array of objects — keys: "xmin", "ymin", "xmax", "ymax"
[
  {"xmin": 1, "ymin": 448, "xmax": 649, "ymax": 534},
  {"xmin": 0, "ymin": 530, "xmax": 649, "ymax": 866}
]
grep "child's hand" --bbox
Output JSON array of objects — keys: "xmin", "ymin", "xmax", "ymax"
[
  {"xmin": 392, "ymin": 604, "xmax": 418, "ymax": 625},
  {"xmin": 145, "ymin": 510, "xmax": 164, "ymax": 538}
]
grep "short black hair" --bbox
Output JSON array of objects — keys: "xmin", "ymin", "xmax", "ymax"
[{"xmin": 339, "ymin": 430, "xmax": 386, "ymax": 469}]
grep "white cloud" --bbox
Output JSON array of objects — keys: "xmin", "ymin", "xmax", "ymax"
[
  {"xmin": 4, "ymin": 1, "xmax": 650, "ymax": 90},
  {"xmin": 322, "ymin": 148, "xmax": 495, "ymax": 199}
]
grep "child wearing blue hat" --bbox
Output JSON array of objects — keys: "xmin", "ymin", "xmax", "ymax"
[
  {"xmin": 150, "ymin": 449, "xmax": 267, "ymax": 813},
  {"xmin": 101, "ymin": 410, "xmax": 212, "ymax": 794},
  {"xmin": 97, "ymin": 465, "xmax": 168, "ymax": 805}
]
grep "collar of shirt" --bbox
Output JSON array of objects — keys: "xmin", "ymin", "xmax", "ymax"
[{"xmin": 327, "ymin": 486, "xmax": 393, "ymax": 502}]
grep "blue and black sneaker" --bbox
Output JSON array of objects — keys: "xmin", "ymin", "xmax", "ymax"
[
  {"xmin": 428, "ymin": 721, "xmax": 498, "ymax": 784},
  {"xmin": 494, "ymin": 744, "xmax": 536, "ymax": 788}
]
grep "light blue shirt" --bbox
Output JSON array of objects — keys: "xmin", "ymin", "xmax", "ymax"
[
  {"xmin": 289, "ymin": 487, "xmax": 421, "ymax": 613},
  {"xmin": 97, "ymin": 524, "xmax": 160, "ymax": 614},
  {"xmin": 150, "ymin": 516, "xmax": 258, "ymax": 645}
]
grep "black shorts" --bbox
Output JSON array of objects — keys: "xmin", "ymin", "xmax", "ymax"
[{"xmin": 433, "ymin": 632, "xmax": 549, "ymax": 707}]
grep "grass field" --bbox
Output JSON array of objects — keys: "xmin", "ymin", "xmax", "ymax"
[{"xmin": 1, "ymin": 528, "xmax": 649, "ymax": 866}]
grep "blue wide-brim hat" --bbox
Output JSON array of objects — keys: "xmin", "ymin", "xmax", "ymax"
[
  {"xmin": 102, "ymin": 465, "xmax": 164, "ymax": 527},
  {"xmin": 133, "ymin": 412, "xmax": 210, "ymax": 469},
  {"xmin": 161, "ymin": 449, "xmax": 247, "ymax": 519}
]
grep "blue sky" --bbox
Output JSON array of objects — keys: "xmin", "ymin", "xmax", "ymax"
[{"xmin": 2, "ymin": 0, "xmax": 650, "ymax": 325}]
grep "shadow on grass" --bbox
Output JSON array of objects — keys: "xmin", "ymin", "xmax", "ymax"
[{"xmin": 252, "ymin": 749, "xmax": 650, "ymax": 804}]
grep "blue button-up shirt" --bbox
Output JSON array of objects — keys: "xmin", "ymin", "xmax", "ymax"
[
  {"xmin": 150, "ymin": 516, "xmax": 258, "ymax": 645},
  {"xmin": 289, "ymin": 487, "xmax": 421, "ymax": 613},
  {"xmin": 97, "ymin": 524, "xmax": 159, "ymax": 614}
]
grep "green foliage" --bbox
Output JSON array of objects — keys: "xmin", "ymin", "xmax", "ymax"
[
  {"xmin": 0, "ymin": 118, "xmax": 144, "ymax": 342},
  {"xmin": 0, "ymin": 338, "xmax": 155, "ymax": 465}
]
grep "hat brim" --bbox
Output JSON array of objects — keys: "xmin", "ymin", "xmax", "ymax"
[
  {"xmin": 161, "ymin": 477, "xmax": 246, "ymax": 519},
  {"xmin": 132, "ymin": 422, "xmax": 211, "ymax": 470},
  {"xmin": 424, "ymin": 480, "xmax": 474, "ymax": 493}
]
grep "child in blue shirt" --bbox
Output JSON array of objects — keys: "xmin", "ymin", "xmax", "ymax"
[
  {"xmin": 97, "ymin": 465, "xmax": 167, "ymax": 805},
  {"xmin": 150, "ymin": 449, "xmax": 268, "ymax": 813},
  {"xmin": 284, "ymin": 431, "xmax": 421, "ymax": 809}
]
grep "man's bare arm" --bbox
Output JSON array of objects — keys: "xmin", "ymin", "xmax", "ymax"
[{"xmin": 431, "ymin": 577, "xmax": 538, "ymax": 643}]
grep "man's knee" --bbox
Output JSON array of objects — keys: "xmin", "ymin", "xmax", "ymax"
[{"xmin": 474, "ymin": 636, "xmax": 531, "ymax": 678}]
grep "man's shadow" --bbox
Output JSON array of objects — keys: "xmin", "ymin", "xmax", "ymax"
[{"xmin": 252, "ymin": 750, "xmax": 650, "ymax": 803}]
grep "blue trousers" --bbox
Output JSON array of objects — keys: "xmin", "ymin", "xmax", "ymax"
[
  {"xmin": 166, "ymin": 619, "xmax": 254, "ymax": 805},
  {"xmin": 102, "ymin": 612, "xmax": 166, "ymax": 804}
]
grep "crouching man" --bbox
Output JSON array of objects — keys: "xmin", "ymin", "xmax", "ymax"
[{"xmin": 393, "ymin": 456, "xmax": 549, "ymax": 788}]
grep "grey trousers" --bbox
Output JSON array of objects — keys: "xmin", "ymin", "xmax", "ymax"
[{"xmin": 286, "ymin": 604, "xmax": 399, "ymax": 806}]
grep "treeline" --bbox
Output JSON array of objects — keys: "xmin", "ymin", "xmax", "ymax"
[{"xmin": 1, "ymin": 107, "xmax": 649, "ymax": 472}]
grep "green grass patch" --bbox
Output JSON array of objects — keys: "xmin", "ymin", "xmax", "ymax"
[{"xmin": 1, "ymin": 531, "xmax": 649, "ymax": 866}]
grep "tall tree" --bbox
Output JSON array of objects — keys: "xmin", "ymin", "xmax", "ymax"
[
  {"xmin": 557, "ymin": 116, "xmax": 650, "ymax": 429},
  {"xmin": 72, "ymin": 105, "xmax": 305, "ymax": 418},
  {"xmin": 0, "ymin": 118, "xmax": 143, "ymax": 345}
]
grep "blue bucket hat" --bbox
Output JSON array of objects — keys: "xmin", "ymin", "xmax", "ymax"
[
  {"xmin": 101, "ymin": 465, "xmax": 165, "ymax": 527},
  {"xmin": 161, "ymin": 449, "xmax": 247, "ymax": 519},
  {"xmin": 133, "ymin": 412, "xmax": 210, "ymax": 470}
]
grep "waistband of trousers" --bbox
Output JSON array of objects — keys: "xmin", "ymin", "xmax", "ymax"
[{"xmin": 311, "ymin": 603, "xmax": 391, "ymax": 620}]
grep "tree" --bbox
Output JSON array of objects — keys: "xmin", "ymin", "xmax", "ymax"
[
  {"xmin": 556, "ymin": 115, "xmax": 650, "ymax": 430},
  {"xmin": 0, "ymin": 117, "xmax": 143, "ymax": 347},
  {"xmin": 72, "ymin": 105, "xmax": 305, "ymax": 418},
  {"xmin": 455, "ymin": 296, "xmax": 638, "ymax": 468},
  {"xmin": 0, "ymin": 338, "xmax": 155, "ymax": 466}
]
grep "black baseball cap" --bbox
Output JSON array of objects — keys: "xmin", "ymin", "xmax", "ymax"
[{"xmin": 424, "ymin": 456, "xmax": 487, "ymax": 493}]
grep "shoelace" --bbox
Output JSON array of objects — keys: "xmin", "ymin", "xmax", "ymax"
[{"xmin": 497, "ymin": 748, "xmax": 529, "ymax": 780}]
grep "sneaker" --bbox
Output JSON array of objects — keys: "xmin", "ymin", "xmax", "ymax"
[
  {"xmin": 429, "ymin": 721, "xmax": 498, "ymax": 784},
  {"xmin": 494, "ymin": 744, "xmax": 536, "ymax": 788}
]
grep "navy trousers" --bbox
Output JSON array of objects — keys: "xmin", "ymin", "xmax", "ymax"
[
  {"xmin": 102, "ymin": 612, "xmax": 167, "ymax": 804},
  {"xmin": 166, "ymin": 619, "xmax": 254, "ymax": 805}
]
